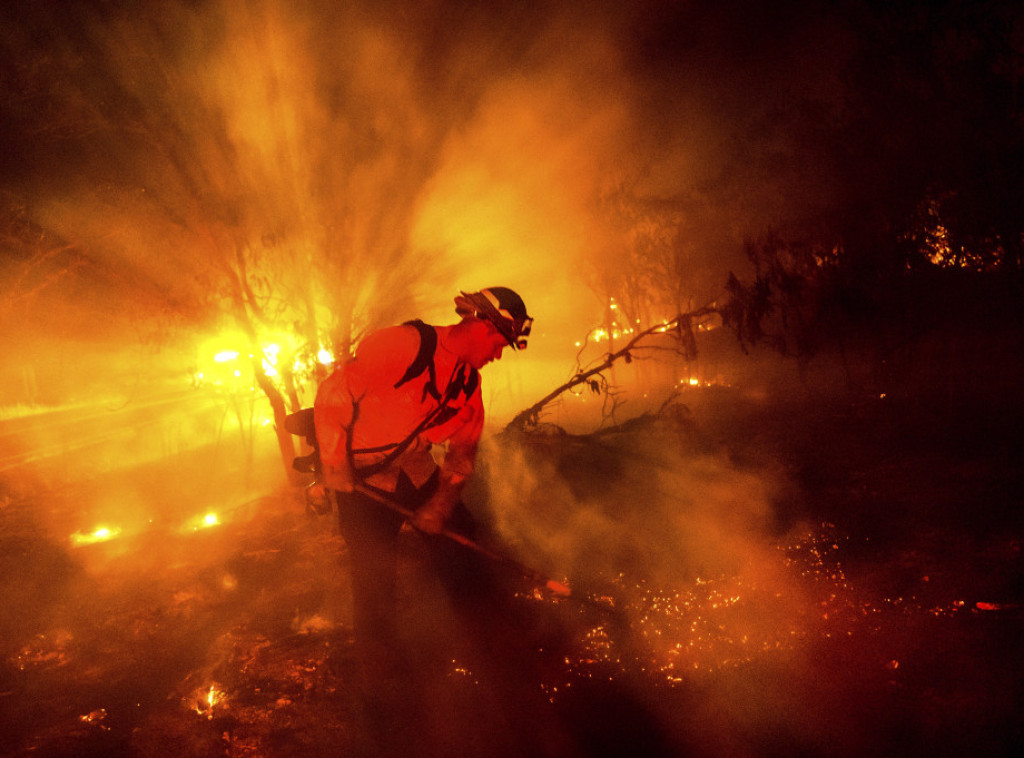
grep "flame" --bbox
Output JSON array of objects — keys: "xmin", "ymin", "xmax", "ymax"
[
  {"xmin": 79, "ymin": 709, "xmax": 109, "ymax": 730},
  {"xmin": 70, "ymin": 526, "xmax": 122, "ymax": 546},
  {"xmin": 262, "ymin": 343, "xmax": 280, "ymax": 377},
  {"xmin": 193, "ymin": 684, "xmax": 226, "ymax": 720},
  {"xmin": 541, "ymin": 523, "xmax": 977, "ymax": 697},
  {"xmin": 181, "ymin": 512, "xmax": 221, "ymax": 532}
]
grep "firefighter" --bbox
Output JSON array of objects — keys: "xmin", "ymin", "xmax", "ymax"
[{"xmin": 312, "ymin": 287, "xmax": 533, "ymax": 678}]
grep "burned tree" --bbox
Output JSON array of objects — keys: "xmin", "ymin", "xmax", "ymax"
[
  {"xmin": 0, "ymin": 0, "xmax": 475, "ymax": 481},
  {"xmin": 506, "ymin": 304, "xmax": 720, "ymax": 433}
]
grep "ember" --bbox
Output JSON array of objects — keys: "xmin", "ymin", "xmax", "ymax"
[
  {"xmin": 78, "ymin": 708, "xmax": 109, "ymax": 729},
  {"xmin": 192, "ymin": 684, "xmax": 226, "ymax": 720},
  {"xmin": 1, "ymin": 0, "xmax": 1022, "ymax": 756},
  {"xmin": 539, "ymin": 520, "xmax": 1021, "ymax": 702},
  {"xmin": 70, "ymin": 526, "xmax": 121, "ymax": 546}
]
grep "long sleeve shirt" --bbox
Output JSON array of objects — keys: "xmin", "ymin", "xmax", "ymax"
[{"xmin": 313, "ymin": 323, "xmax": 484, "ymax": 494}]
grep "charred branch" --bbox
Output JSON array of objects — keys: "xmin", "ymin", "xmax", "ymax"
[{"xmin": 505, "ymin": 304, "xmax": 719, "ymax": 433}]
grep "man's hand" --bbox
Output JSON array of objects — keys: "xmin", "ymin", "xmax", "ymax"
[
  {"xmin": 321, "ymin": 463, "xmax": 354, "ymax": 493},
  {"xmin": 304, "ymin": 482, "xmax": 333, "ymax": 516},
  {"xmin": 410, "ymin": 473, "xmax": 464, "ymax": 535},
  {"xmin": 411, "ymin": 503, "xmax": 447, "ymax": 535}
]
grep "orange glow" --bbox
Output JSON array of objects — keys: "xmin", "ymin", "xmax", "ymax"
[
  {"xmin": 70, "ymin": 526, "xmax": 122, "ymax": 546},
  {"xmin": 192, "ymin": 684, "xmax": 226, "ymax": 720},
  {"xmin": 181, "ymin": 512, "xmax": 221, "ymax": 533},
  {"xmin": 539, "ymin": 522, "xmax": 987, "ymax": 696}
]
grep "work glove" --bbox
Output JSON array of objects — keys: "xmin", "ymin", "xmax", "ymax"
[
  {"xmin": 412, "ymin": 491, "xmax": 458, "ymax": 534},
  {"xmin": 321, "ymin": 462, "xmax": 355, "ymax": 493},
  {"xmin": 411, "ymin": 503, "xmax": 447, "ymax": 535},
  {"xmin": 304, "ymin": 482, "xmax": 333, "ymax": 516},
  {"xmin": 411, "ymin": 477, "xmax": 461, "ymax": 535}
]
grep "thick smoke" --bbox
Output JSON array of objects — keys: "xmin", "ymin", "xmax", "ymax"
[
  {"xmin": 1, "ymin": 0, "xmax": 862, "ymax": 401},
  {"xmin": 9, "ymin": 3, "xmax": 1009, "ymax": 756},
  {"xmin": 0, "ymin": 0, "xmax": 892, "ymax": 634}
]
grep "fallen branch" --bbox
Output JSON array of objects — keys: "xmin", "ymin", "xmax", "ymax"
[{"xmin": 505, "ymin": 304, "xmax": 720, "ymax": 433}]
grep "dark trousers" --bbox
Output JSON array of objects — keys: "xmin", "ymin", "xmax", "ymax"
[
  {"xmin": 334, "ymin": 472, "xmax": 497, "ymax": 660},
  {"xmin": 335, "ymin": 476, "xmax": 566, "ymax": 756}
]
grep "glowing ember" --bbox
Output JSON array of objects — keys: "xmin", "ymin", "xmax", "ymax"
[
  {"xmin": 79, "ymin": 709, "xmax": 109, "ymax": 730},
  {"xmin": 181, "ymin": 512, "xmax": 221, "ymax": 532},
  {"xmin": 12, "ymin": 631, "xmax": 73, "ymax": 670},
  {"xmin": 539, "ymin": 522, "xmax": 993, "ymax": 699},
  {"xmin": 192, "ymin": 684, "xmax": 226, "ymax": 720},
  {"xmin": 448, "ymin": 659, "xmax": 480, "ymax": 684},
  {"xmin": 70, "ymin": 526, "xmax": 122, "ymax": 546}
]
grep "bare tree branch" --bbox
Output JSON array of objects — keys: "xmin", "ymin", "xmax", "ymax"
[{"xmin": 505, "ymin": 304, "xmax": 720, "ymax": 433}]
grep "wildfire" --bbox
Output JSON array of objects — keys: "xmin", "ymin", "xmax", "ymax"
[
  {"xmin": 79, "ymin": 709, "xmax": 109, "ymax": 730},
  {"xmin": 70, "ymin": 526, "xmax": 122, "ymax": 546},
  {"xmin": 192, "ymin": 684, "xmax": 227, "ymax": 720},
  {"xmin": 541, "ymin": 523, "xmax": 986, "ymax": 699},
  {"xmin": 182, "ymin": 512, "xmax": 222, "ymax": 532}
]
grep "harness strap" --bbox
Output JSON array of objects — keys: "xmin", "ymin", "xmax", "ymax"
[
  {"xmin": 394, "ymin": 320, "xmax": 439, "ymax": 401},
  {"xmin": 349, "ymin": 322, "xmax": 478, "ymax": 478}
]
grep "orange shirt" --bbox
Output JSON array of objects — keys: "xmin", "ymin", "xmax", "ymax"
[{"xmin": 314, "ymin": 323, "xmax": 484, "ymax": 493}]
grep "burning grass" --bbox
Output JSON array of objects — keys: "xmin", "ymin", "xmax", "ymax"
[{"xmin": 2, "ymin": 390, "xmax": 1023, "ymax": 757}]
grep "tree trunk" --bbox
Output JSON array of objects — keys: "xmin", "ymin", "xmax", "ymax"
[{"xmin": 253, "ymin": 362, "xmax": 299, "ymax": 486}]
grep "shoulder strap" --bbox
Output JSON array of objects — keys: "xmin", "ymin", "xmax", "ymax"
[
  {"xmin": 352, "ymin": 329, "xmax": 478, "ymax": 480},
  {"xmin": 463, "ymin": 367, "xmax": 479, "ymax": 399},
  {"xmin": 393, "ymin": 319, "xmax": 439, "ymax": 400}
]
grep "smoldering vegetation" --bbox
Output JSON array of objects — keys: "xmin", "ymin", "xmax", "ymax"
[
  {"xmin": 468, "ymin": 377, "xmax": 1024, "ymax": 758},
  {"xmin": 3, "ymin": 360, "xmax": 1022, "ymax": 757},
  {"xmin": 1, "ymin": 0, "xmax": 1023, "ymax": 755}
]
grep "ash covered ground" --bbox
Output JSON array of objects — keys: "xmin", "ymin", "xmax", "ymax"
[{"xmin": 1, "ymin": 387, "xmax": 1022, "ymax": 758}]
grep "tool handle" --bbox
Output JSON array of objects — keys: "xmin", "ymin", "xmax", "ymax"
[{"xmin": 353, "ymin": 484, "xmax": 571, "ymax": 597}]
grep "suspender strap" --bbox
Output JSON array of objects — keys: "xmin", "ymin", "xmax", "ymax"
[
  {"xmin": 394, "ymin": 320, "xmax": 439, "ymax": 401},
  {"xmin": 348, "ymin": 322, "xmax": 479, "ymax": 479}
]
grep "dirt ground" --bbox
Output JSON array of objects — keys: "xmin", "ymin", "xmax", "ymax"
[{"xmin": 1, "ymin": 387, "xmax": 1022, "ymax": 757}]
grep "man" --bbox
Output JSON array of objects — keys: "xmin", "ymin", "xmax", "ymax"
[{"xmin": 312, "ymin": 287, "xmax": 533, "ymax": 667}]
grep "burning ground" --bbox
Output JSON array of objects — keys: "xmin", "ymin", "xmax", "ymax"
[
  {"xmin": 2, "ymin": 0, "xmax": 1024, "ymax": 755},
  {"xmin": 2, "ymin": 387, "xmax": 1022, "ymax": 758}
]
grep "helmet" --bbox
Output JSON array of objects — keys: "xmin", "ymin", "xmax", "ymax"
[{"xmin": 454, "ymin": 287, "xmax": 534, "ymax": 349}]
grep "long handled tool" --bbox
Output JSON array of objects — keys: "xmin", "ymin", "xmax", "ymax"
[
  {"xmin": 287, "ymin": 406, "xmax": 575, "ymax": 598},
  {"xmin": 352, "ymin": 484, "xmax": 572, "ymax": 597}
]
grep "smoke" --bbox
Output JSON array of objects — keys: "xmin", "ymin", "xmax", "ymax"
[
  {"xmin": 0, "ymin": 0, "xmax": 867, "ymax": 657},
  {"xmin": 479, "ymin": 412, "xmax": 788, "ymax": 588},
  {"xmin": 466, "ymin": 410, "xmax": 875, "ymax": 756},
  {"xmin": 1, "ymin": 0, "xmax": 860, "ymax": 339},
  {"xmin": 5, "ymin": 5, "xmax": 1024, "ymax": 755}
]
